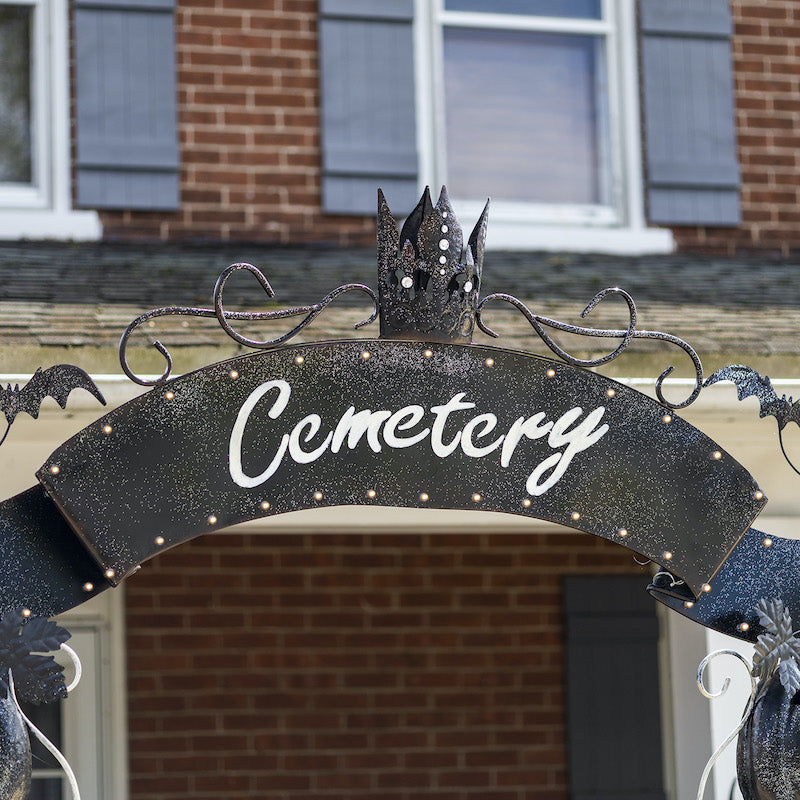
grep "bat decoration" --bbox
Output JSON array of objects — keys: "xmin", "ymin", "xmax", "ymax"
[
  {"xmin": 705, "ymin": 365, "xmax": 800, "ymax": 430},
  {"xmin": 0, "ymin": 365, "xmax": 106, "ymax": 448},
  {"xmin": 704, "ymin": 364, "xmax": 800, "ymax": 474}
]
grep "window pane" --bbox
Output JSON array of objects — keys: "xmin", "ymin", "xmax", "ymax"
[
  {"xmin": 19, "ymin": 698, "xmax": 65, "ymax": 800},
  {"xmin": 28, "ymin": 778, "xmax": 63, "ymax": 800},
  {"xmin": 443, "ymin": 27, "xmax": 610, "ymax": 205},
  {"xmin": 19, "ymin": 698, "xmax": 62, "ymax": 770},
  {"xmin": 444, "ymin": 0, "xmax": 602, "ymax": 19},
  {"xmin": 0, "ymin": 5, "xmax": 33, "ymax": 184}
]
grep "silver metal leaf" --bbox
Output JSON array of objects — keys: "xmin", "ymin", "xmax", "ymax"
[
  {"xmin": 779, "ymin": 658, "xmax": 800, "ymax": 697},
  {"xmin": 753, "ymin": 598, "xmax": 800, "ymax": 699}
]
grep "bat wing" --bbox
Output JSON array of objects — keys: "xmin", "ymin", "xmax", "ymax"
[
  {"xmin": 704, "ymin": 364, "xmax": 790, "ymax": 426},
  {"xmin": 16, "ymin": 365, "xmax": 106, "ymax": 420},
  {"xmin": 788, "ymin": 399, "xmax": 800, "ymax": 429},
  {"xmin": 0, "ymin": 386, "xmax": 18, "ymax": 425}
]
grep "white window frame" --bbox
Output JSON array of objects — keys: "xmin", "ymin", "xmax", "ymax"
[
  {"xmin": 0, "ymin": 0, "xmax": 47, "ymax": 208},
  {"xmin": 414, "ymin": 0, "xmax": 673, "ymax": 254},
  {"xmin": 0, "ymin": 0, "xmax": 100, "ymax": 239}
]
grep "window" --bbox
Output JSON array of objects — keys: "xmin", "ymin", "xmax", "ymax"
[
  {"xmin": 0, "ymin": 6, "xmax": 33, "ymax": 184},
  {"xmin": 0, "ymin": 0, "xmax": 44, "ymax": 206},
  {"xmin": 564, "ymin": 575, "xmax": 667, "ymax": 798},
  {"xmin": 20, "ymin": 592, "xmax": 127, "ymax": 800},
  {"xmin": 0, "ymin": 0, "xmax": 100, "ymax": 239},
  {"xmin": 416, "ymin": 0, "xmax": 673, "ymax": 252}
]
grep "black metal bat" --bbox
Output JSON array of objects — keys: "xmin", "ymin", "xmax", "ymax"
[
  {"xmin": 705, "ymin": 364, "xmax": 800, "ymax": 476},
  {"xmin": 704, "ymin": 365, "xmax": 800, "ymax": 430},
  {"xmin": 0, "ymin": 365, "xmax": 106, "ymax": 447}
]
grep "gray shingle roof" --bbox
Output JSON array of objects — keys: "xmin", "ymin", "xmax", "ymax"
[
  {"xmin": 1, "ymin": 242, "xmax": 799, "ymax": 307},
  {"xmin": 0, "ymin": 242, "xmax": 798, "ymax": 377}
]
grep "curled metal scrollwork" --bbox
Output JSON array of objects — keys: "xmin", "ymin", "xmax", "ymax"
[
  {"xmin": 476, "ymin": 288, "xmax": 704, "ymax": 409},
  {"xmin": 695, "ymin": 649, "xmax": 756, "ymax": 800},
  {"xmin": 652, "ymin": 570, "xmax": 685, "ymax": 588},
  {"xmin": 119, "ymin": 263, "xmax": 379, "ymax": 386}
]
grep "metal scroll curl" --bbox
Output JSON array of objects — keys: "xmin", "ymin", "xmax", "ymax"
[
  {"xmin": 119, "ymin": 263, "xmax": 379, "ymax": 386},
  {"xmin": 119, "ymin": 262, "xmax": 704, "ymax": 415},
  {"xmin": 476, "ymin": 288, "xmax": 704, "ymax": 410}
]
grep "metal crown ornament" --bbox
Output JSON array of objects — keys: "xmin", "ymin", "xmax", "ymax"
[{"xmin": 377, "ymin": 186, "xmax": 489, "ymax": 343}]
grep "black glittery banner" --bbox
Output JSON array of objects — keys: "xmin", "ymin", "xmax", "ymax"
[
  {"xmin": 29, "ymin": 341, "xmax": 763, "ymax": 604},
  {"xmin": 650, "ymin": 527, "xmax": 800, "ymax": 643}
]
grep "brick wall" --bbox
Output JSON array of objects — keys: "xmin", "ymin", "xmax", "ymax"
[
  {"xmin": 127, "ymin": 529, "xmax": 649, "ymax": 799},
  {"xmin": 673, "ymin": 0, "xmax": 800, "ymax": 255},
  {"xmin": 95, "ymin": 1, "xmax": 800, "ymax": 254},
  {"xmin": 98, "ymin": 0, "xmax": 374, "ymax": 245}
]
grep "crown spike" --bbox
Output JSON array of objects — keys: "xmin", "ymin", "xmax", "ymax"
[
  {"xmin": 377, "ymin": 188, "xmax": 399, "ymax": 277},
  {"xmin": 398, "ymin": 186, "xmax": 433, "ymax": 256},
  {"xmin": 431, "ymin": 186, "xmax": 464, "ymax": 266},
  {"xmin": 468, "ymin": 198, "xmax": 490, "ymax": 271},
  {"xmin": 434, "ymin": 185, "xmax": 451, "ymax": 210}
]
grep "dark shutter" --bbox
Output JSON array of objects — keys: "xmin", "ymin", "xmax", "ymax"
[
  {"xmin": 318, "ymin": 0, "xmax": 419, "ymax": 215},
  {"xmin": 74, "ymin": 0, "xmax": 179, "ymax": 210},
  {"xmin": 640, "ymin": 0, "xmax": 740, "ymax": 226},
  {"xmin": 564, "ymin": 576, "xmax": 667, "ymax": 800}
]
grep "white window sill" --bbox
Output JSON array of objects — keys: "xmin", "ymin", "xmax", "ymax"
[
  {"xmin": 483, "ymin": 220, "xmax": 674, "ymax": 255},
  {"xmin": 450, "ymin": 200, "xmax": 674, "ymax": 255},
  {"xmin": 0, "ymin": 208, "xmax": 102, "ymax": 240}
]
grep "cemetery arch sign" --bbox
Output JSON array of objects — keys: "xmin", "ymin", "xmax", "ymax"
[{"xmin": 0, "ymin": 187, "xmax": 797, "ymax": 650}]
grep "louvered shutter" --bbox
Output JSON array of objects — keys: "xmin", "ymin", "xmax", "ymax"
[
  {"xmin": 318, "ymin": 0, "xmax": 419, "ymax": 215},
  {"xmin": 564, "ymin": 575, "xmax": 667, "ymax": 800},
  {"xmin": 640, "ymin": 0, "xmax": 740, "ymax": 226},
  {"xmin": 74, "ymin": 0, "xmax": 179, "ymax": 210}
]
